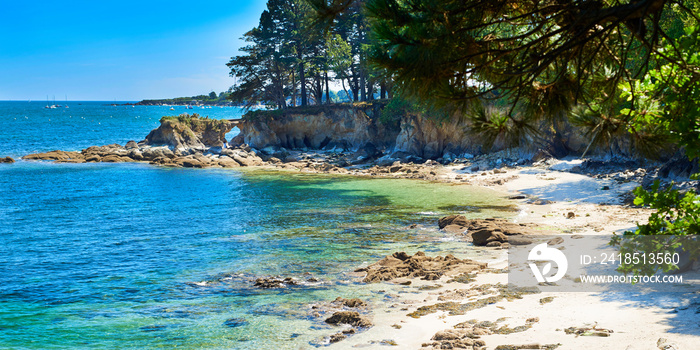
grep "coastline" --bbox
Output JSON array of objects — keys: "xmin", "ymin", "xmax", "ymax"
[{"xmin": 15, "ymin": 137, "xmax": 700, "ymax": 348}]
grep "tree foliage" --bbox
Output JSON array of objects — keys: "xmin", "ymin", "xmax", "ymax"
[
  {"xmin": 228, "ymin": 0, "xmax": 385, "ymax": 109},
  {"xmin": 310, "ymin": 0, "xmax": 700, "ymax": 273},
  {"xmin": 363, "ymin": 0, "xmax": 699, "ymax": 155}
]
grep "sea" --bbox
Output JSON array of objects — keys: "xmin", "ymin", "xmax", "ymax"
[{"xmin": 0, "ymin": 101, "xmax": 514, "ymax": 349}]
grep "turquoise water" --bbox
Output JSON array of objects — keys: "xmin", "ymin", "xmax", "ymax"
[{"xmin": 0, "ymin": 101, "xmax": 513, "ymax": 349}]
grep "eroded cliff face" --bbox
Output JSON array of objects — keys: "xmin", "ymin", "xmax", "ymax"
[
  {"xmin": 144, "ymin": 114, "xmax": 234, "ymax": 150},
  {"xmin": 393, "ymin": 115, "xmax": 479, "ymax": 159},
  {"xmin": 235, "ymin": 105, "xmax": 396, "ymax": 152},
  {"xmin": 233, "ymin": 104, "xmax": 636, "ymax": 160}
]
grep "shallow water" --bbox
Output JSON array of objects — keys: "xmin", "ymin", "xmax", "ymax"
[{"xmin": 0, "ymin": 101, "xmax": 514, "ymax": 349}]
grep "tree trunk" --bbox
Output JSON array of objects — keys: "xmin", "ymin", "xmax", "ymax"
[
  {"xmin": 325, "ymin": 71, "xmax": 330, "ymax": 104},
  {"xmin": 291, "ymin": 70, "xmax": 296, "ymax": 107},
  {"xmin": 380, "ymin": 82, "xmax": 386, "ymax": 99},
  {"xmin": 299, "ymin": 55, "xmax": 307, "ymax": 106}
]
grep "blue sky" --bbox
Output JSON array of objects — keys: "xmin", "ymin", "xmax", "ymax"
[{"xmin": 0, "ymin": 1, "xmax": 267, "ymax": 101}]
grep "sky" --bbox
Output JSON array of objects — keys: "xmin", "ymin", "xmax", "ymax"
[{"xmin": 0, "ymin": 1, "xmax": 268, "ymax": 101}]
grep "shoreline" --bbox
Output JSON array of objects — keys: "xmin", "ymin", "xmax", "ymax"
[{"xmin": 15, "ymin": 144, "xmax": 700, "ymax": 348}]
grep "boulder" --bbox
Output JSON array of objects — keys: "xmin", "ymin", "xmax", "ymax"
[
  {"xmin": 217, "ymin": 156, "xmax": 240, "ymax": 168},
  {"xmin": 0, "ymin": 157, "xmax": 14, "ymax": 163},
  {"xmin": 472, "ymin": 230, "xmax": 508, "ymax": 246},
  {"xmin": 324, "ymin": 311, "xmax": 372, "ymax": 328},
  {"xmin": 438, "ymin": 215, "xmax": 469, "ymax": 229},
  {"xmin": 141, "ymin": 147, "xmax": 175, "ymax": 161},
  {"xmin": 125, "ymin": 140, "xmax": 139, "ymax": 149}
]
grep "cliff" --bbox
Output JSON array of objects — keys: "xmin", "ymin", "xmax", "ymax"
[
  {"xmin": 232, "ymin": 103, "xmax": 636, "ymax": 162},
  {"xmin": 235, "ymin": 104, "xmax": 396, "ymax": 152}
]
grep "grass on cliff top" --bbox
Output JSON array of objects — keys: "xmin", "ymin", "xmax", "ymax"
[
  {"xmin": 158, "ymin": 113, "xmax": 230, "ymax": 135},
  {"xmin": 242, "ymin": 101, "xmax": 388, "ymax": 121},
  {"xmin": 160, "ymin": 113, "xmax": 229, "ymax": 126}
]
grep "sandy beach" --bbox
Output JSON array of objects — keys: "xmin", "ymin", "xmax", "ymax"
[{"xmin": 320, "ymin": 158, "xmax": 700, "ymax": 350}]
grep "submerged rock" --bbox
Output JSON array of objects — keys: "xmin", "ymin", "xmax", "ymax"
[
  {"xmin": 332, "ymin": 297, "xmax": 367, "ymax": 308},
  {"xmin": 223, "ymin": 318, "xmax": 248, "ymax": 328},
  {"xmin": 253, "ymin": 277, "xmax": 298, "ymax": 289},
  {"xmin": 0, "ymin": 156, "xmax": 14, "ymax": 163}
]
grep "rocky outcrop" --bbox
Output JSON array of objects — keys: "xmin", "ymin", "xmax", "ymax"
[
  {"xmin": 21, "ymin": 114, "xmax": 267, "ymax": 169},
  {"xmin": 23, "ymin": 150, "xmax": 85, "ymax": 162},
  {"xmin": 356, "ymin": 251, "xmax": 487, "ymax": 282},
  {"xmin": 1, "ymin": 156, "xmax": 15, "ymax": 163},
  {"xmin": 23, "ymin": 141, "xmax": 263, "ymax": 169},
  {"xmin": 438, "ymin": 216, "xmax": 540, "ymax": 247},
  {"xmin": 144, "ymin": 114, "xmax": 234, "ymax": 150}
]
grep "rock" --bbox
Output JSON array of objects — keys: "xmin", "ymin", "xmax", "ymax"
[
  {"xmin": 143, "ymin": 114, "xmax": 233, "ymax": 149},
  {"xmin": 508, "ymin": 236, "xmax": 534, "ymax": 245},
  {"xmin": 125, "ymin": 140, "xmax": 139, "ymax": 149},
  {"xmin": 329, "ymin": 333, "xmax": 347, "ymax": 343},
  {"xmin": 101, "ymin": 154, "xmax": 129, "ymax": 163},
  {"xmin": 223, "ymin": 318, "xmax": 247, "ymax": 328},
  {"xmin": 547, "ymin": 237, "xmax": 565, "ymax": 245},
  {"xmin": 424, "ymin": 328, "xmax": 485, "ymax": 349},
  {"xmin": 438, "ymin": 215, "xmax": 469, "ymax": 229},
  {"xmin": 23, "ymin": 150, "xmax": 84, "ymax": 161},
  {"xmin": 0, "ymin": 157, "xmax": 14, "ymax": 163},
  {"xmin": 333, "ymin": 297, "xmax": 367, "ymax": 308},
  {"xmin": 217, "ymin": 156, "xmax": 240, "ymax": 168},
  {"xmin": 657, "ymin": 338, "xmax": 680, "ymax": 350},
  {"xmin": 472, "ymin": 230, "xmax": 507, "ymax": 246},
  {"xmin": 141, "ymin": 147, "xmax": 175, "ymax": 160},
  {"xmin": 253, "ymin": 277, "xmax": 298, "ymax": 289},
  {"xmin": 324, "ymin": 311, "xmax": 372, "ymax": 328},
  {"xmin": 443, "ymin": 224, "xmax": 467, "ymax": 234},
  {"xmin": 359, "ymin": 251, "xmax": 486, "ymax": 283},
  {"xmin": 127, "ymin": 149, "xmax": 144, "ymax": 161},
  {"xmin": 432, "ymin": 329, "xmax": 465, "ymax": 341},
  {"xmin": 566, "ymin": 212, "xmax": 575, "ymax": 219}
]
